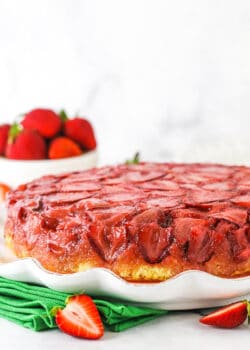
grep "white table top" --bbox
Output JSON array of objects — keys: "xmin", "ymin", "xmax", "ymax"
[{"xmin": 0, "ymin": 311, "xmax": 248, "ymax": 350}]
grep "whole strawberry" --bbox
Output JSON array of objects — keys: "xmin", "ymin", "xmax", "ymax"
[
  {"xmin": 64, "ymin": 117, "xmax": 97, "ymax": 150},
  {"xmin": 6, "ymin": 125, "xmax": 46, "ymax": 160},
  {"xmin": 49, "ymin": 136, "xmax": 82, "ymax": 159},
  {"xmin": 0, "ymin": 124, "xmax": 10, "ymax": 155},
  {"xmin": 22, "ymin": 108, "xmax": 62, "ymax": 138}
]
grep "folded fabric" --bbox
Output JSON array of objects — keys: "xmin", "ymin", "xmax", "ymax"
[
  {"xmin": 0, "ymin": 277, "xmax": 168, "ymax": 332},
  {"xmin": 94, "ymin": 299, "xmax": 168, "ymax": 332}
]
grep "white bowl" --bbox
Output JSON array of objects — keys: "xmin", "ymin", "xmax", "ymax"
[{"xmin": 0, "ymin": 150, "xmax": 98, "ymax": 188}]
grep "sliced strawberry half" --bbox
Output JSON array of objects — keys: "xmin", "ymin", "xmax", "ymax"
[
  {"xmin": 88, "ymin": 223, "xmax": 128, "ymax": 262},
  {"xmin": 199, "ymin": 301, "xmax": 248, "ymax": 328},
  {"xmin": 55, "ymin": 295, "xmax": 104, "ymax": 339},
  {"xmin": 128, "ymin": 208, "xmax": 173, "ymax": 263},
  {"xmin": 227, "ymin": 227, "xmax": 250, "ymax": 262},
  {"xmin": 173, "ymin": 217, "xmax": 215, "ymax": 263}
]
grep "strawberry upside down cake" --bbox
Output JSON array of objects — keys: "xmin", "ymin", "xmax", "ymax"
[{"xmin": 4, "ymin": 163, "xmax": 250, "ymax": 281}]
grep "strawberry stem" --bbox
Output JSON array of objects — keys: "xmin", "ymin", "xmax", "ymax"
[
  {"xmin": 126, "ymin": 152, "xmax": 140, "ymax": 165},
  {"xmin": 8, "ymin": 123, "xmax": 22, "ymax": 143},
  {"xmin": 50, "ymin": 306, "xmax": 62, "ymax": 317},
  {"xmin": 59, "ymin": 110, "xmax": 69, "ymax": 122}
]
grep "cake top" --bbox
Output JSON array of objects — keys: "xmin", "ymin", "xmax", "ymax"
[
  {"xmin": 6, "ymin": 162, "xmax": 250, "ymax": 268},
  {"xmin": 8, "ymin": 163, "xmax": 250, "ymax": 234},
  {"xmin": 8, "ymin": 162, "xmax": 250, "ymax": 223}
]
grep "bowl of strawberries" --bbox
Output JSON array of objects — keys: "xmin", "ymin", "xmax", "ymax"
[{"xmin": 0, "ymin": 108, "xmax": 98, "ymax": 188}]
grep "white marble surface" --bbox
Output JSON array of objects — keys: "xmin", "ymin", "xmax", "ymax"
[
  {"xmin": 0, "ymin": 312, "xmax": 249, "ymax": 350},
  {"xmin": 0, "ymin": 0, "xmax": 250, "ymax": 348}
]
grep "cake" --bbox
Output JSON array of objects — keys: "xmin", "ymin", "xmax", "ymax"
[{"xmin": 4, "ymin": 163, "xmax": 250, "ymax": 281}]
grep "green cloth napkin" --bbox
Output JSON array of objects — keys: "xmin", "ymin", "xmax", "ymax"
[{"xmin": 0, "ymin": 277, "xmax": 168, "ymax": 332}]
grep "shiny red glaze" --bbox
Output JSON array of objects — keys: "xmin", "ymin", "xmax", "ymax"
[{"xmin": 5, "ymin": 163, "xmax": 250, "ymax": 279}]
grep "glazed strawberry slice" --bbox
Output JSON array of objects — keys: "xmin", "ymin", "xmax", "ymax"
[
  {"xmin": 231, "ymin": 194, "xmax": 250, "ymax": 208},
  {"xmin": 227, "ymin": 227, "xmax": 250, "ymax": 262},
  {"xmin": 129, "ymin": 209, "xmax": 173, "ymax": 263},
  {"xmin": 88, "ymin": 223, "xmax": 128, "ymax": 262},
  {"xmin": 199, "ymin": 301, "xmax": 248, "ymax": 328},
  {"xmin": 173, "ymin": 218, "xmax": 215, "ymax": 263},
  {"xmin": 208, "ymin": 208, "xmax": 248, "ymax": 227},
  {"xmin": 138, "ymin": 224, "xmax": 173, "ymax": 263},
  {"xmin": 187, "ymin": 227, "xmax": 214, "ymax": 264},
  {"xmin": 129, "ymin": 208, "xmax": 173, "ymax": 234},
  {"xmin": 185, "ymin": 189, "xmax": 232, "ymax": 205},
  {"xmin": 55, "ymin": 295, "xmax": 104, "ymax": 339}
]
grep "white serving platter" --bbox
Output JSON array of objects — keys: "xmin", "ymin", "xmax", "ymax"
[{"xmin": 0, "ymin": 205, "xmax": 249, "ymax": 310}]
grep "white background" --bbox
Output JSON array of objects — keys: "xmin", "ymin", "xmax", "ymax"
[
  {"xmin": 0, "ymin": 0, "xmax": 250, "ymax": 164},
  {"xmin": 0, "ymin": 1, "xmax": 250, "ymax": 348}
]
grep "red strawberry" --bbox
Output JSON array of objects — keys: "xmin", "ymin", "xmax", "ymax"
[
  {"xmin": 22, "ymin": 108, "xmax": 62, "ymax": 138},
  {"xmin": 138, "ymin": 224, "xmax": 173, "ymax": 264},
  {"xmin": 199, "ymin": 301, "xmax": 248, "ymax": 328},
  {"xmin": 55, "ymin": 295, "xmax": 104, "ymax": 339},
  {"xmin": 0, "ymin": 124, "xmax": 10, "ymax": 155},
  {"xmin": 129, "ymin": 209, "xmax": 173, "ymax": 263},
  {"xmin": 48, "ymin": 136, "xmax": 82, "ymax": 159},
  {"xmin": 88, "ymin": 223, "xmax": 128, "ymax": 262},
  {"xmin": 64, "ymin": 117, "xmax": 97, "ymax": 150},
  {"xmin": 6, "ymin": 127, "xmax": 46, "ymax": 160},
  {"xmin": 0, "ymin": 183, "xmax": 11, "ymax": 203}
]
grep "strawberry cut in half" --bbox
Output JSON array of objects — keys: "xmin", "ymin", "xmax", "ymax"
[
  {"xmin": 55, "ymin": 295, "xmax": 104, "ymax": 339},
  {"xmin": 199, "ymin": 301, "xmax": 248, "ymax": 329}
]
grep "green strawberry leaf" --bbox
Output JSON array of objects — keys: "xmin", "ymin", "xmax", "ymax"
[
  {"xmin": 126, "ymin": 152, "xmax": 140, "ymax": 165},
  {"xmin": 50, "ymin": 306, "xmax": 63, "ymax": 317},
  {"xmin": 59, "ymin": 110, "xmax": 69, "ymax": 122},
  {"xmin": 8, "ymin": 123, "xmax": 22, "ymax": 143}
]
